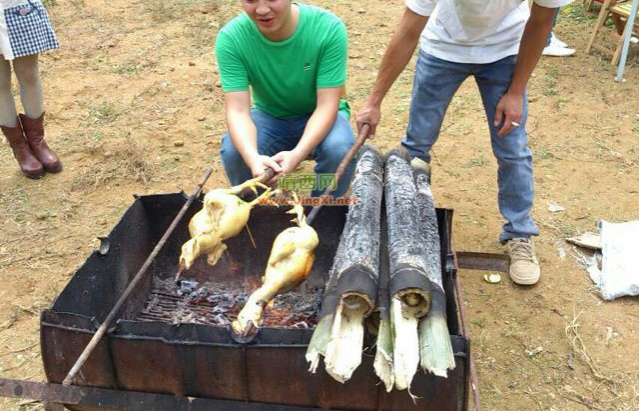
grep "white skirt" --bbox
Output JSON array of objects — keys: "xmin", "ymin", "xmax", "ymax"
[{"xmin": 0, "ymin": 0, "xmax": 58, "ymax": 60}]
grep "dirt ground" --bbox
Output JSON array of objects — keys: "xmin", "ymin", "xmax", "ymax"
[{"xmin": 1, "ymin": 0, "xmax": 638, "ymax": 410}]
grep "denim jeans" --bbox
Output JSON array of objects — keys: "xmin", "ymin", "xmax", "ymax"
[
  {"xmin": 220, "ymin": 109, "xmax": 355, "ymax": 197},
  {"xmin": 403, "ymin": 50, "xmax": 539, "ymax": 242},
  {"xmin": 546, "ymin": 7, "xmax": 561, "ymax": 46}
]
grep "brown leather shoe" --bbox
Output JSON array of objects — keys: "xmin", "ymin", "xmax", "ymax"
[
  {"xmin": 1, "ymin": 121, "xmax": 44, "ymax": 179},
  {"xmin": 19, "ymin": 112, "xmax": 62, "ymax": 173}
]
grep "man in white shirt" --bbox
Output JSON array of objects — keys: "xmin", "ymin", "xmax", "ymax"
[{"xmin": 356, "ymin": 0, "xmax": 572, "ymax": 285}]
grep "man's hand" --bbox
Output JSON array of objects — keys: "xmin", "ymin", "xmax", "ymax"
[
  {"xmin": 494, "ymin": 91, "xmax": 524, "ymax": 137},
  {"xmin": 355, "ymin": 102, "xmax": 381, "ymax": 139},
  {"xmin": 248, "ymin": 154, "xmax": 282, "ymax": 186},
  {"xmin": 272, "ymin": 149, "xmax": 305, "ymax": 174},
  {"xmin": 354, "ymin": 8, "xmax": 427, "ymax": 140}
]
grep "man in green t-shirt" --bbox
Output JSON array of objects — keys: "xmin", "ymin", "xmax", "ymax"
[{"xmin": 216, "ymin": 0, "xmax": 354, "ymax": 197}]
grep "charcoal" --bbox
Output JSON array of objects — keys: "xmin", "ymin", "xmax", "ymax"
[{"xmin": 138, "ymin": 275, "xmax": 318, "ymax": 328}]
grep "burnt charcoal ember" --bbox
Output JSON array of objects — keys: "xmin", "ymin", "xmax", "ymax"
[
  {"xmin": 137, "ymin": 276, "xmax": 317, "ymax": 328},
  {"xmin": 177, "ymin": 279, "xmax": 199, "ymax": 295}
]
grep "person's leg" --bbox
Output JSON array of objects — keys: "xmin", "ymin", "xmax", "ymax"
[
  {"xmin": 0, "ymin": 57, "xmax": 18, "ymax": 127},
  {"xmin": 310, "ymin": 112, "xmax": 355, "ymax": 197},
  {"xmin": 0, "ymin": 56, "xmax": 44, "ymax": 178},
  {"xmin": 543, "ymin": 8, "xmax": 575, "ymax": 56},
  {"xmin": 13, "ymin": 55, "xmax": 43, "ymax": 118},
  {"xmin": 475, "ymin": 55, "xmax": 540, "ymax": 285},
  {"xmin": 546, "ymin": 7, "xmax": 560, "ymax": 47},
  {"xmin": 475, "ymin": 55, "xmax": 539, "ymax": 243},
  {"xmin": 220, "ymin": 109, "xmax": 300, "ymax": 186},
  {"xmin": 403, "ymin": 50, "xmax": 469, "ymax": 163},
  {"xmin": 13, "ymin": 55, "xmax": 61, "ymax": 172}
]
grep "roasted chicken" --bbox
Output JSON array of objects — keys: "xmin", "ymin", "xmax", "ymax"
[
  {"xmin": 178, "ymin": 177, "xmax": 276, "ymax": 274},
  {"xmin": 233, "ymin": 195, "xmax": 319, "ymax": 335}
]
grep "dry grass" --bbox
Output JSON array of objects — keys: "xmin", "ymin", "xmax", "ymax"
[
  {"xmin": 71, "ymin": 135, "xmax": 156, "ymax": 191},
  {"xmin": 563, "ymin": 311, "xmax": 639, "ymax": 411}
]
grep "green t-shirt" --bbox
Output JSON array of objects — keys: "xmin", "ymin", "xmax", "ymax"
[{"xmin": 215, "ymin": 4, "xmax": 349, "ymax": 119}]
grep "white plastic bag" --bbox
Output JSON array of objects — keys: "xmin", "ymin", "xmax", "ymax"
[{"xmin": 587, "ymin": 220, "xmax": 639, "ymax": 300}]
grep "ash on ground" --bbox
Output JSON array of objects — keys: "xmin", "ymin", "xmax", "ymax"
[{"xmin": 137, "ymin": 277, "xmax": 320, "ymax": 329}]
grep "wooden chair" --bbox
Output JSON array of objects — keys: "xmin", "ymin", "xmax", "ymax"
[
  {"xmin": 586, "ymin": 0, "xmax": 639, "ymax": 64},
  {"xmin": 584, "ymin": 0, "xmax": 605, "ymax": 11}
]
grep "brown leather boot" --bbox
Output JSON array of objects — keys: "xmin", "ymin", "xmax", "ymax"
[
  {"xmin": 1, "ymin": 121, "xmax": 45, "ymax": 179},
  {"xmin": 19, "ymin": 112, "xmax": 62, "ymax": 173}
]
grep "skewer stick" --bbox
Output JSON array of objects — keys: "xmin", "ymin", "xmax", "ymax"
[
  {"xmin": 63, "ymin": 168, "xmax": 213, "ymax": 386},
  {"xmin": 306, "ymin": 124, "xmax": 370, "ymax": 226}
]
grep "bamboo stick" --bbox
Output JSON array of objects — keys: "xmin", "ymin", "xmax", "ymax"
[{"xmin": 63, "ymin": 168, "xmax": 213, "ymax": 386}]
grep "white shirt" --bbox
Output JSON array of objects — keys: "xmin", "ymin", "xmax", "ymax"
[{"xmin": 406, "ymin": 0, "xmax": 573, "ymax": 64}]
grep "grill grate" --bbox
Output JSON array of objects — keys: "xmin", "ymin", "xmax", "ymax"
[{"xmin": 136, "ymin": 277, "xmax": 320, "ymax": 329}]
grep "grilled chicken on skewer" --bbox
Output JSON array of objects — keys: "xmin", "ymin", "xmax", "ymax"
[
  {"xmin": 177, "ymin": 177, "xmax": 276, "ymax": 279},
  {"xmin": 233, "ymin": 194, "xmax": 319, "ymax": 336}
]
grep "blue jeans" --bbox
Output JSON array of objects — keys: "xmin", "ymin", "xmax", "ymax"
[
  {"xmin": 546, "ymin": 8, "xmax": 560, "ymax": 46},
  {"xmin": 403, "ymin": 51, "xmax": 539, "ymax": 242},
  {"xmin": 220, "ymin": 109, "xmax": 355, "ymax": 197}
]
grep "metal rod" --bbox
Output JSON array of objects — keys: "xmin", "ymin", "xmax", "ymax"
[
  {"xmin": 306, "ymin": 123, "xmax": 370, "ymax": 225},
  {"xmin": 62, "ymin": 168, "xmax": 213, "ymax": 386},
  {"xmin": 614, "ymin": 0, "xmax": 639, "ymax": 82},
  {"xmin": 0, "ymin": 378, "xmax": 329, "ymax": 411},
  {"xmin": 456, "ymin": 251, "xmax": 509, "ymax": 273}
]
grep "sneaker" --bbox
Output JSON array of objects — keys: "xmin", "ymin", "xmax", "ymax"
[
  {"xmin": 551, "ymin": 33, "xmax": 568, "ymax": 48},
  {"xmin": 410, "ymin": 157, "xmax": 431, "ymax": 183},
  {"xmin": 542, "ymin": 41, "xmax": 576, "ymax": 57},
  {"xmin": 507, "ymin": 238, "xmax": 541, "ymax": 285}
]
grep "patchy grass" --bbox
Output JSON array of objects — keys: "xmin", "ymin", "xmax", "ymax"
[
  {"xmin": 563, "ymin": 3, "xmax": 599, "ymax": 24},
  {"xmin": 71, "ymin": 135, "xmax": 156, "ymax": 191},
  {"xmin": 86, "ymin": 101, "xmax": 120, "ymax": 125},
  {"xmin": 463, "ymin": 156, "xmax": 487, "ymax": 168},
  {"xmin": 144, "ymin": 0, "xmax": 235, "ymax": 24},
  {"xmin": 534, "ymin": 148, "xmax": 556, "ymax": 162}
]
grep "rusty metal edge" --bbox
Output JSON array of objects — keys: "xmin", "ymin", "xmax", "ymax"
[
  {"xmin": 0, "ymin": 378, "xmax": 336, "ymax": 411},
  {"xmin": 456, "ymin": 251, "xmax": 509, "ymax": 273},
  {"xmin": 450, "ymin": 244, "xmax": 482, "ymax": 411}
]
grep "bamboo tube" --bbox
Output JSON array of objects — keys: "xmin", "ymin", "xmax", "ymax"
[
  {"xmin": 306, "ymin": 146, "xmax": 384, "ymax": 382},
  {"xmin": 374, "ymin": 207, "xmax": 394, "ymax": 392},
  {"xmin": 411, "ymin": 157, "xmax": 455, "ymax": 377},
  {"xmin": 384, "ymin": 147, "xmax": 432, "ymax": 391}
]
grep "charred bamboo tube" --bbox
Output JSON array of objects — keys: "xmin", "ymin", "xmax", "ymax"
[
  {"xmin": 384, "ymin": 147, "xmax": 432, "ymax": 392},
  {"xmin": 411, "ymin": 158, "xmax": 455, "ymax": 377},
  {"xmin": 306, "ymin": 145, "xmax": 384, "ymax": 383},
  {"xmin": 374, "ymin": 209, "xmax": 394, "ymax": 392}
]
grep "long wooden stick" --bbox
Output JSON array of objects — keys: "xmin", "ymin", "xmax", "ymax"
[
  {"xmin": 306, "ymin": 124, "xmax": 370, "ymax": 225},
  {"xmin": 62, "ymin": 168, "xmax": 213, "ymax": 386}
]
